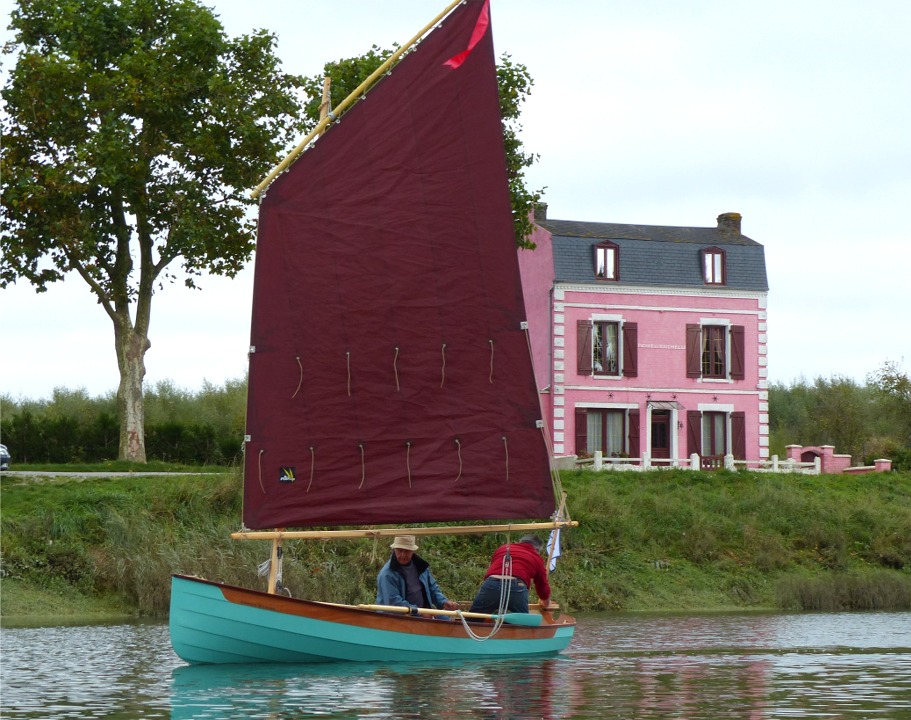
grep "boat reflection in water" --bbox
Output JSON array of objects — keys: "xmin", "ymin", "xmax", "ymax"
[
  {"xmin": 170, "ymin": 656, "xmax": 570, "ymax": 720},
  {"xmin": 169, "ymin": 624, "xmax": 911, "ymax": 720},
  {"xmin": 2, "ymin": 613, "xmax": 908, "ymax": 718}
]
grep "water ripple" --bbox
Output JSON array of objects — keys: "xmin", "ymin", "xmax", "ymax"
[{"xmin": 2, "ymin": 612, "xmax": 909, "ymax": 719}]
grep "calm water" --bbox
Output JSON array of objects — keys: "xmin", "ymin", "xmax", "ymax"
[{"xmin": 2, "ymin": 612, "xmax": 910, "ymax": 718}]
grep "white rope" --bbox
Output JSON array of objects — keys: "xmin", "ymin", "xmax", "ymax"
[
  {"xmin": 292, "ymin": 356, "xmax": 303, "ymax": 399},
  {"xmin": 497, "ymin": 552, "xmax": 513, "ymax": 614},
  {"xmin": 456, "ymin": 551, "xmax": 512, "ymax": 642},
  {"xmin": 540, "ymin": 423, "xmax": 567, "ymax": 504},
  {"xmin": 524, "ymin": 322, "xmax": 568, "ymax": 505},
  {"xmin": 454, "ymin": 438, "xmax": 462, "ymax": 482},
  {"xmin": 440, "ymin": 343, "xmax": 447, "ymax": 388},
  {"xmin": 393, "ymin": 346, "xmax": 400, "ymax": 391},
  {"xmin": 405, "ymin": 441, "xmax": 412, "ymax": 488},
  {"xmin": 502, "ymin": 435, "xmax": 509, "ymax": 483},
  {"xmin": 456, "ymin": 609, "xmax": 506, "ymax": 641},
  {"xmin": 488, "ymin": 339, "xmax": 495, "ymax": 383},
  {"xmin": 346, "ymin": 351, "xmax": 352, "ymax": 396},
  {"xmin": 357, "ymin": 443, "xmax": 366, "ymax": 489},
  {"xmin": 258, "ymin": 449, "xmax": 266, "ymax": 494},
  {"xmin": 307, "ymin": 446, "xmax": 315, "ymax": 493}
]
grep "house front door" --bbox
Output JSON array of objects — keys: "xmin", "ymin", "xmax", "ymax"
[{"xmin": 651, "ymin": 410, "xmax": 670, "ymax": 460}]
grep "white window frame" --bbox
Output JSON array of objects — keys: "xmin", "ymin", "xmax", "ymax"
[
  {"xmin": 698, "ymin": 318, "xmax": 733, "ymax": 383},
  {"xmin": 590, "ymin": 314, "xmax": 625, "ymax": 379}
]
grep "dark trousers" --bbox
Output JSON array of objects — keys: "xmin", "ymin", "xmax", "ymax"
[{"xmin": 469, "ymin": 577, "xmax": 529, "ymax": 614}]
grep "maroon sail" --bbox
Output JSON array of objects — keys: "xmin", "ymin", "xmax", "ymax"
[{"xmin": 243, "ymin": 0, "xmax": 554, "ymax": 529}]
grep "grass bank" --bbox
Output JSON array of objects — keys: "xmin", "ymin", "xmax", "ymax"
[{"xmin": 1, "ymin": 468, "xmax": 909, "ymax": 622}]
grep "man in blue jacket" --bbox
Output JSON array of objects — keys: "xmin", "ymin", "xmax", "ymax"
[{"xmin": 376, "ymin": 535, "xmax": 459, "ymax": 613}]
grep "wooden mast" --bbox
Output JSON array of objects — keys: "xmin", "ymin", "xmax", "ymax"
[{"xmin": 318, "ymin": 76, "xmax": 331, "ymax": 129}]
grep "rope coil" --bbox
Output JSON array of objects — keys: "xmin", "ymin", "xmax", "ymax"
[
  {"xmin": 456, "ymin": 609, "xmax": 507, "ymax": 641},
  {"xmin": 456, "ymin": 551, "xmax": 512, "ymax": 642}
]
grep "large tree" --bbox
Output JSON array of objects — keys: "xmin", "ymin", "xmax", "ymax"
[{"xmin": 1, "ymin": 0, "xmax": 305, "ymax": 461}]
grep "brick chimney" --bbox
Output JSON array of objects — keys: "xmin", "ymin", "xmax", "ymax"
[
  {"xmin": 717, "ymin": 212, "xmax": 742, "ymax": 234},
  {"xmin": 533, "ymin": 203, "xmax": 548, "ymax": 222}
]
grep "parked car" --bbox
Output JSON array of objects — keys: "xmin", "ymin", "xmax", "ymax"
[{"xmin": 0, "ymin": 444, "xmax": 10, "ymax": 471}]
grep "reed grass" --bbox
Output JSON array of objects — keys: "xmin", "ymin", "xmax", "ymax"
[
  {"xmin": 776, "ymin": 571, "xmax": 911, "ymax": 611},
  {"xmin": 1, "ymin": 468, "xmax": 909, "ymax": 619}
]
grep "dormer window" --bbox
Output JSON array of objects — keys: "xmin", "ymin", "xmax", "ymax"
[
  {"xmin": 594, "ymin": 241, "xmax": 619, "ymax": 281},
  {"xmin": 703, "ymin": 247, "xmax": 725, "ymax": 285}
]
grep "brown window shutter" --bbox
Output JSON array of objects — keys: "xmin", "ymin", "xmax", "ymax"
[
  {"xmin": 628, "ymin": 409, "xmax": 640, "ymax": 458},
  {"xmin": 577, "ymin": 320, "xmax": 593, "ymax": 374},
  {"xmin": 622, "ymin": 322, "xmax": 638, "ymax": 377},
  {"xmin": 686, "ymin": 324, "xmax": 702, "ymax": 378},
  {"xmin": 575, "ymin": 407, "xmax": 588, "ymax": 455},
  {"xmin": 730, "ymin": 325, "xmax": 745, "ymax": 380},
  {"xmin": 732, "ymin": 411, "xmax": 746, "ymax": 460},
  {"xmin": 687, "ymin": 410, "xmax": 701, "ymax": 456}
]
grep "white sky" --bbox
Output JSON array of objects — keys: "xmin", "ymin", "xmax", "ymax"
[{"xmin": 2, "ymin": 0, "xmax": 910, "ymax": 401}]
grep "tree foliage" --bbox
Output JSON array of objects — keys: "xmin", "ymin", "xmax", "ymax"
[
  {"xmin": 1, "ymin": 379, "xmax": 246, "ymax": 465},
  {"xmin": 299, "ymin": 46, "xmax": 543, "ymax": 248},
  {"xmin": 769, "ymin": 362, "xmax": 911, "ymax": 470},
  {"xmin": 868, "ymin": 360, "xmax": 911, "ymax": 448},
  {"xmin": 1, "ymin": 0, "xmax": 306, "ymax": 461}
]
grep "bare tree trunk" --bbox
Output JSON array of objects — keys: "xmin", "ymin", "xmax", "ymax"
[{"xmin": 115, "ymin": 322, "xmax": 150, "ymax": 463}]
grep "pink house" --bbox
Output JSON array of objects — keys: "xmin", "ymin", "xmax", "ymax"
[{"xmin": 518, "ymin": 207, "xmax": 769, "ymax": 468}]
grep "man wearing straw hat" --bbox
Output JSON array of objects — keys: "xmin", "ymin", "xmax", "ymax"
[{"xmin": 377, "ymin": 535, "xmax": 460, "ymax": 614}]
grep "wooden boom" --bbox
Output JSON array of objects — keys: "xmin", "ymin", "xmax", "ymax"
[{"xmin": 231, "ymin": 520, "xmax": 578, "ymax": 541}]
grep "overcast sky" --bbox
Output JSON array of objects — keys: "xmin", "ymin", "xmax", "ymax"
[{"xmin": 2, "ymin": 0, "xmax": 910, "ymax": 401}]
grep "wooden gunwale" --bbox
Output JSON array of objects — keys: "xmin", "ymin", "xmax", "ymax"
[{"xmin": 177, "ymin": 575, "xmax": 574, "ymax": 639}]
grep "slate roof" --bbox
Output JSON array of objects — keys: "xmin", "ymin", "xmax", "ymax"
[{"xmin": 538, "ymin": 218, "xmax": 769, "ymax": 292}]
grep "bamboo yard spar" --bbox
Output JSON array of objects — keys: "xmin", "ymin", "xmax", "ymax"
[
  {"xmin": 170, "ymin": 0, "xmax": 576, "ymax": 665},
  {"xmin": 242, "ymin": 0, "xmax": 554, "ymax": 530}
]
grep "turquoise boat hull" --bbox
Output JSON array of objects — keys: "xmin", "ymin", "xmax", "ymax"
[{"xmin": 169, "ymin": 574, "xmax": 575, "ymax": 665}]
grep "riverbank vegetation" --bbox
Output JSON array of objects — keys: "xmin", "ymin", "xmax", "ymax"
[
  {"xmin": 2, "ymin": 468, "xmax": 909, "ymax": 623},
  {"xmin": 1, "ymin": 380, "xmax": 247, "ymax": 466},
  {"xmin": 2, "ymin": 362, "xmax": 909, "ymax": 469}
]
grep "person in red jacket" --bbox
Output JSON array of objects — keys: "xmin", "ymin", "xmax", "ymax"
[{"xmin": 468, "ymin": 535, "xmax": 551, "ymax": 614}]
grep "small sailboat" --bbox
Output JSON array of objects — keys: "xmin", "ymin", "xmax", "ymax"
[{"xmin": 169, "ymin": 0, "xmax": 576, "ymax": 665}]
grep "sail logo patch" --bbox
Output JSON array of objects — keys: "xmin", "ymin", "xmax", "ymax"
[{"xmin": 279, "ymin": 467, "xmax": 296, "ymax": 483}]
